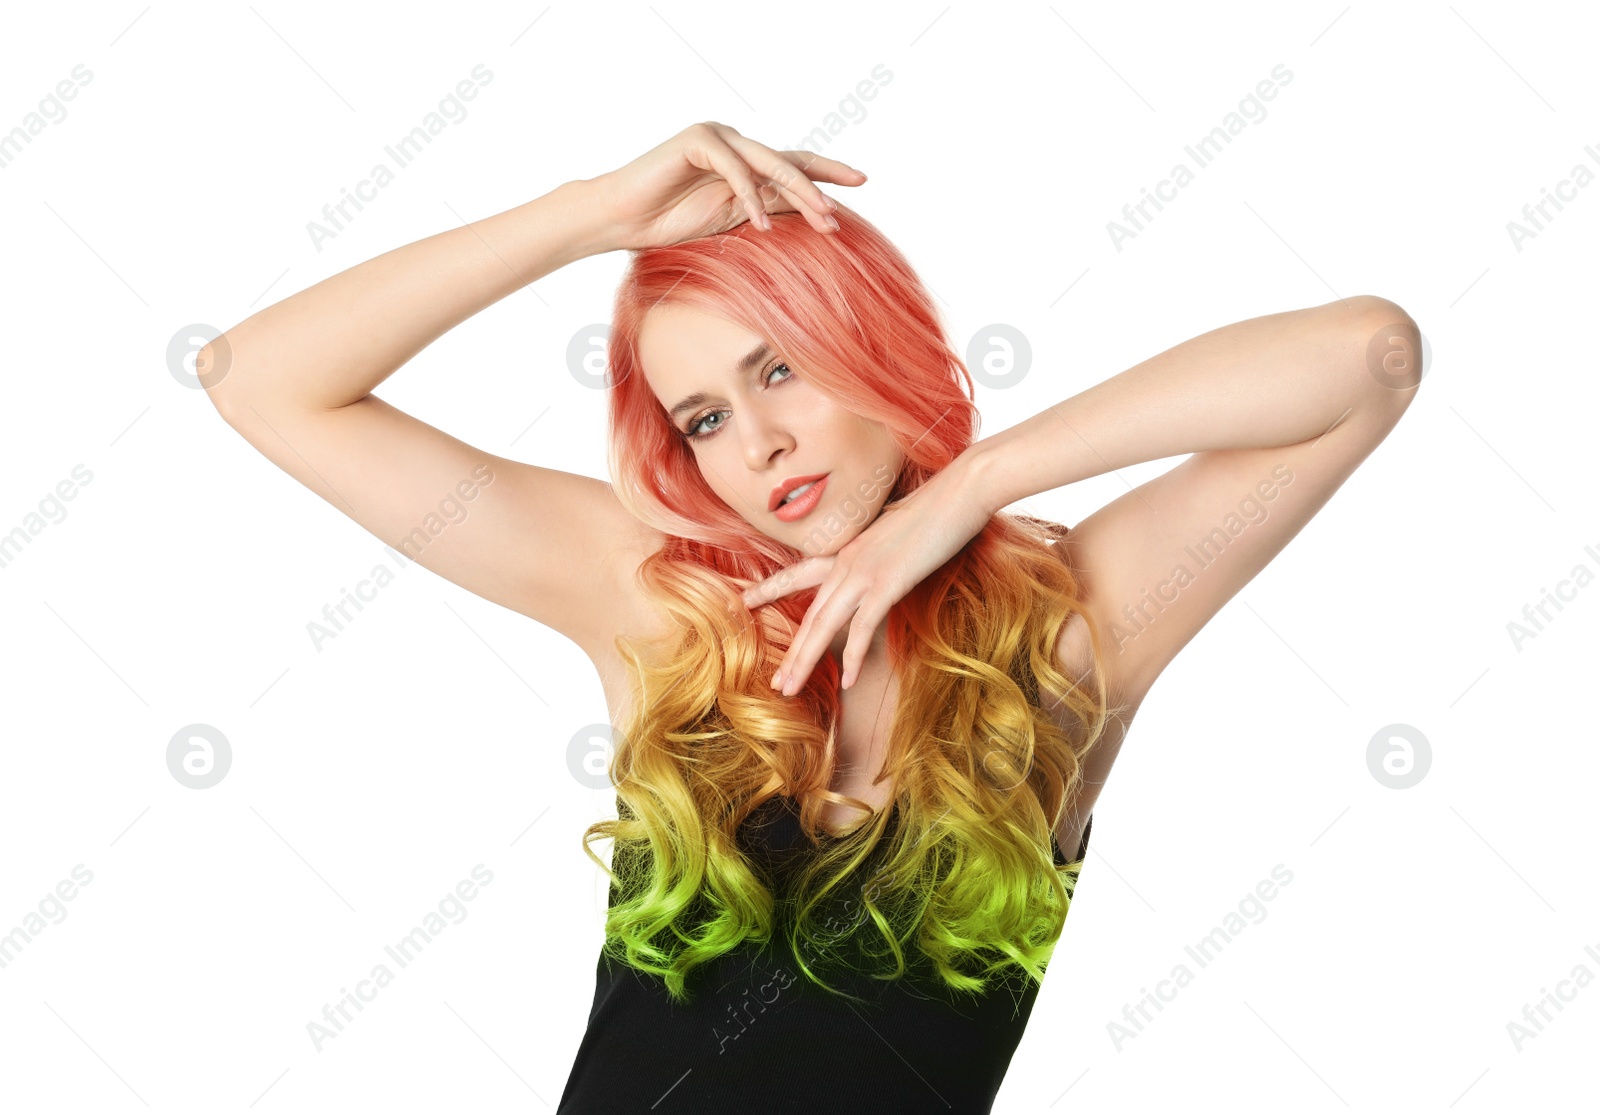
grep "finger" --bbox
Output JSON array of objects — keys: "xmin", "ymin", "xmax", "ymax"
[
  {"xmin": 688, "ymin": 124, "xmax": 777, "ymax": 230},
  {"xmin": 716, "ymin": 130, "xmax": 859, "ymax": 231},
  {"xmin": 746, "ymin": 160, "xmax": 833, "ymax": 233},
  {"xmin": 774, "ymin": 550, "xmax": 864, "ymax": 687},
  {"xmin": 812, "ymin": 601, "xmax": 878, "ymax": 694},
  {"xmin": 774, "ymin": 568, "xmax": 844, "ymax": 686},
  {"xmin": 785, "ymin": 146, "xmax": 869, "ymax": 187},
  {"xmin": 755, "ymin": 153, "xmax": 841, "ymax": 223},
  {"xmin": 744, "ymin": 556, "xmax": 827, "ymax": 608},
  {"xmin": 697, "ymin": 122, "xmax": 866, "ymax": 189},
  {"xmin": 778, "ymin": 583, "xmax": 859, "ymax": 696},
  {"xmin": 838, "ymin": 606, "xmax": 885, "ymax": 691},
  {"xmin": 717, "ymin": 127, "xmax": 862, "ymax": 209}
]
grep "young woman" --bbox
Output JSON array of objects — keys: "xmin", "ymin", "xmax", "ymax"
[{"xmin": 202, "ymin": 121, "xmax": 1421, "ymax": 1112}]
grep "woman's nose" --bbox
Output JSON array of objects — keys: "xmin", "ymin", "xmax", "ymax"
[{"xmin": 742, "ymin": 414, "xmax": 793, "ymax": 468}]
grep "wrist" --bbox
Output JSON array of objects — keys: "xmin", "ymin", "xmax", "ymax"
[
  {"xmin": 544, "ymin": 177, "xmax": 621, "ymax": 261},
  {"xmin": 952, "ymin": 440, "xmax": 1011, "ymax": 520}
]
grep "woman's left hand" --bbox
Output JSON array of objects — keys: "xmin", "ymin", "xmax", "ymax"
[{"xmin": 741, "ymin": 452, "xmax": 995, "ymax": 695}]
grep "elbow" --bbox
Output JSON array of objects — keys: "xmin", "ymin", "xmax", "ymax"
[
  {"xmin": 1345, "ymin": 294, "xmax": 1424, "ymax": 399},
  {"xmin": 195, "ymin": 336, "xmax": 239, "ymax": 417}
]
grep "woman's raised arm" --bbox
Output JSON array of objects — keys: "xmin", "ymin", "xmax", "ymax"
[
  {"xmin": 198, "ymin": 181, "xmax": 668, "ymax": 656},
  {"xmin": 202, "ymin": 181, "xmax": 610, "ymax": 414},
  {"xmin": 200, "ymin": 123, "xmax": 864, "ymax": 657}
]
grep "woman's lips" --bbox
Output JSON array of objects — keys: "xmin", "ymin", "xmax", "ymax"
[
  {"xmin": 769, "ymin": 473, "xmax": 828, "ymax": 512},
  {"xmin": 773, "ymin": 474, "xmax": 828, "ymax": 521}
]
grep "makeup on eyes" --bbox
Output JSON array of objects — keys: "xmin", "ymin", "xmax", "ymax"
[{"xmin": 681, "ymin": 360, "xmax": 793, "ymax": 441}]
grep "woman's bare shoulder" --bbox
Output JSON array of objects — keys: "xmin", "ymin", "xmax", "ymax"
[{"xmin": 574, "ymin": 518, "xmax": 684, "ymax": 722}]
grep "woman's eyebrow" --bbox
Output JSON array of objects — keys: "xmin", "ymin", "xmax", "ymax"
[{"xmin": 667, "ymin": 342, "xmax": 772, "ymax": 420}]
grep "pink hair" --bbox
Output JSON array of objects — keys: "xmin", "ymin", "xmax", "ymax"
[{"xmin": 604, "ymin": 202, "xmax": 978, "ymax": 567}]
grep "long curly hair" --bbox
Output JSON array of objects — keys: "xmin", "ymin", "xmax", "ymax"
[{"xmin": 583, "ymin": 201, "xmax": 1123, "ymax": 1006}]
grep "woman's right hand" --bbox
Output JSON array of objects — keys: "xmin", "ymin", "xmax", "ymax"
[{"xmin": 586, "ymin": 121, "xmax": 867, "ymax": 252}]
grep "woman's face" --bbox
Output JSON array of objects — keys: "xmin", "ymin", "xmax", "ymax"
[{"xmin": 638, "ymin": 302, "xmax": 904, "ymax": 555}]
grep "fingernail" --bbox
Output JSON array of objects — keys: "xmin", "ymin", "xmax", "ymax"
[
  {"xmin": 825, "ymin": 215, "xmax": 839, "ymax": 231},
  {"xmin": 825, "ymin": 196, "xmax": 838, "ymax": 211}
]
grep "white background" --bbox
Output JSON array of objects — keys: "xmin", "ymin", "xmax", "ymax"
[{"xmin": 1, "ymin": 1, "xmax": 1595, "ymax": 1111}]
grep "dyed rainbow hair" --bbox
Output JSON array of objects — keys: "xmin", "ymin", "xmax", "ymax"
[{"xmin": 584, "ymin": 202, "xmax": 1121, "ymax": 1005}]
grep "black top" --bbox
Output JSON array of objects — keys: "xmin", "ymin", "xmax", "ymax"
[{"xmin": 558, "ymin": 797, "xmax": 1093, "ymax": 1114}]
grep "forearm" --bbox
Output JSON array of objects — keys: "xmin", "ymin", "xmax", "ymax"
[
  {"xmin": 206, "ymin": 178, "xmax": 615, "ymax": 412},
  {"xmin": 964, "ymin": 295, "xmax": 1418, "ymax": 514}
]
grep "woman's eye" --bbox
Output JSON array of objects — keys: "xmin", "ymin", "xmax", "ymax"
[{"xmin": 685, "ymin": 362, "xmax": 792, "ymax": 440}]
